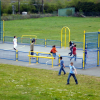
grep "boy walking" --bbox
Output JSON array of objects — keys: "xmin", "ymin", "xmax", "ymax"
[
  {"xmin": 58, "ymin": 57, "xmax": 66, "ymax": 75},
  {"xmin": 70, "ymin": 45, "xmax": 77, "ymax": 61},
  {"xmin": 66, "ymin": 62, "xmax": 78, "ymax": 85},
  {"xmin": 13, "ymin": 36, "xmax": 17, "ymax": 50}
]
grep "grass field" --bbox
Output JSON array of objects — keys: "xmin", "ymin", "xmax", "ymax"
[
  {"xmin": 1, "ymin": 17, "xmax": 100, "ymax": 100},
  {"xmin": 0, "ymin": 64, "xmax": 100, "ymax": 100},
  {"xmin": 4, "ymin": 16, "xmax": 100, "ymax": 43}
]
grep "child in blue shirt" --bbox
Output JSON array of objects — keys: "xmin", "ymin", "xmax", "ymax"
[
  {"xmin": 58, "ymin": 57, "xmax": 66, "ymax": 75},
  {"xmin": 66, "ymin": 62, "xmax": 78, "ymax": 85}
]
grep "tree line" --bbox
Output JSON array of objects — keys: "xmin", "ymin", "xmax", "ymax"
[{"xmin": 1, "ymin": 0, "xmax": 100, "ymax": 16}]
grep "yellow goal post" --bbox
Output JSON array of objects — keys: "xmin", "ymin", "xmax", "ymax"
[{"xmin": 21, "ymin": 35, "xmax": 37, "ymax": 44}]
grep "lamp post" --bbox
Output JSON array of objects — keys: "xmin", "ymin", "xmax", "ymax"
[
  {"xmin": 42, "ymin": 0, "xmax": 44, "ymax": 14},
  {"xmin": 18, "ymin": 0, "xmax": 20, "ymax": 14}
]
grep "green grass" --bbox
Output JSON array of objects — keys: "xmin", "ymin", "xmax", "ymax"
[
  {"xmin": 0, "ymin": 64, "xmax": 100, "ymax": 100},
  {"xmin": 4, "ymin": 16, "xmax": 100, "ymax": 43}
]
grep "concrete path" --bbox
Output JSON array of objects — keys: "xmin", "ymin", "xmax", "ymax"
[{"xmin": 0, "ymin": 59, "xmax": 100, "ymax": 77}]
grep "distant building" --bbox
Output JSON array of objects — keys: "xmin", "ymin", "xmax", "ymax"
[{"xmin": 58, "ymin": 7, "xmax": 75, "ymax": 16}]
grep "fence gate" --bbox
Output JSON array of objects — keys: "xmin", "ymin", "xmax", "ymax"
[{"xmin": 83, "ymin": 31, "xmax": 100, "ymax": 69}]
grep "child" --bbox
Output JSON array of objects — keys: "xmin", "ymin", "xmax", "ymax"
[
  {"xmin": 70, "ymin": 45, "xmax": 77, "ymax": 61},
  {"xmin": 32, "ymin": 39, "xmax": 35, "ymax": 43},
  {"xmin": 13, "ymin": 36, "xmax": 17, "ymax": 50},
  {"xmin": 69, "ymin": 42, "xmax": 74, "ymax": 56},
  {"xmin": 48, "ymin": 46, "xmax": 53, "ymax": 57},
  {"xmin": 50, "ymin": 46, "xmax": 53, "ymax": 54},
  {"xmin": 51, "ymin": 45, "xmax": 57, "ymax": 58},
  {"xmin": 58, "ymin": 57, "xmax": 66, "ymax": 75},
  {"xmin": 66, "ymin": 62, "xmax": 78, "ymax": 85},
  {"xmin": 30, "ymin": 40, "xmax": 35, "ymax": 59},
  {"xmin": 85, "ymin": 47, "xmax": 88, "ymax": 64}
]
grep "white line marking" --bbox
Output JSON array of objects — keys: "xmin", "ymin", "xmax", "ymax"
[
  {"xmin": 46, "ymin": 60, "xmax": 52, "ymax": 65},
  {"xmin": 48, "ymin": 66, "xmax": 59, "ymax": 69},
  {"xmin": 18, "ymin": 45, "xmax": 25, "ymax": 48},
  {"xmin": 27, "ymin": 64, "xmax": 36, "ymax": 66},
  {"xmin": 5, "ymin": 45, "xmax": 26, "ymax": 50}
]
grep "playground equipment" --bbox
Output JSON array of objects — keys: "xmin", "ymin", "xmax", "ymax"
[
  {"xmin": 61, "ymin": 26, "xmax": 70, "ymax": 48},
  {"xmin": 28, "ymin": 51, "xmax": 54, "ymax": 67}
]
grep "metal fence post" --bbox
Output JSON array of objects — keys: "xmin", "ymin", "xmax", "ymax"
[
  {"xmin": 16, "ymin": 50, "xmax": 18, "ymax": 61},
  {"xmin": 83, "ymin": 30, "xmax": 86, "ymax": 69},
  {"xmin": 45, "ymin": 38, "xmax": 46, "ymax": 47}
]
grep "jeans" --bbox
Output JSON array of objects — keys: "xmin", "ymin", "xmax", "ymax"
[
  {"xmin": 53, "ymin": 53, "xmax": 56, "ymax": 58},
  {"xmin": 70, "ymin": 54, "xmax": 76, "ymax": 61},
  {"xmin": 31, "ymin": 50, "xmax": 34, "ymax": 55},
  {"xmin": 67, "ymin": 73, "xmax": 78, "ymax": 84},
  {"xmin": 58, "ymin": 66, "xmax": 66, "ymax": 75},
  {"xmin": 69, "ymin": 48, "xmax": 73, "ymax": 56}
]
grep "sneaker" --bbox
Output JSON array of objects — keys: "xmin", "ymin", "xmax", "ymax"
[
  {"xmin": 76, "ymin": 83, "xmax": 78, "ymax": 85},
  {"xmin": 64, "ymin": 73, "xmax": 66, "ymax": 75},
  {"xmin": 31, "ymin": 57, "xmax": 35, "ymax": 59},
  {"xmin": 14, "ymin": 48, "xmax": 16, "ymax": 50},
  {"xmin": 66, "ymin": 83, "xmax": 69, "ymax": 85}
]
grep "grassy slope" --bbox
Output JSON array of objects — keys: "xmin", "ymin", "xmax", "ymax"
[
  {"xmin": 0, "ymin": 64, "xmax": 100, "ymax": 100},
  {"xmin": 4, "ymin": 17, "xmax": 100, "ymax": 43}
]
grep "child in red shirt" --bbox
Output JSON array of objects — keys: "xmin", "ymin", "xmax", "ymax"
[
  {"xmin": 50, "ymin": 45, "xmax": 57, "ymax": 58},
  {"xmin": 70, "ymin": 45, "xmax": 76, "ymax": 61},
  {"xmin": 50, "ymin": 46, "xmax": 53, "ymax": 53}
]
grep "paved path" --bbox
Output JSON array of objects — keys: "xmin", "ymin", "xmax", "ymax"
[{"xmin": 0, "ymin": 59, "xmax": 100, "ymax": 77}]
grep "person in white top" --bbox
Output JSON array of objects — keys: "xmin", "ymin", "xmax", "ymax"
[{"xmin": 13, "ymin": 36, "xmax": 17, "ymax": 50}]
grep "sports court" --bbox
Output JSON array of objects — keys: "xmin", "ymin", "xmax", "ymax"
[{"xmin": 0, "ymin": 43, "xmax": 83, "ymax": 69}]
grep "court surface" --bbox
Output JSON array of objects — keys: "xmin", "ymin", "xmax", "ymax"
[{"xmin": 0, "ymin": 43, "xmax": 83, "ymax": 57}]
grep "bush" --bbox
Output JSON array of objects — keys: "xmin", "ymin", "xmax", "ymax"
[
  {"xmin": 76, "ymin": 2, "xmax": 100, "ymax": 12},
  {"xmin": 1, "ymin": 14, "xmax": 57, "ymax": 21}
]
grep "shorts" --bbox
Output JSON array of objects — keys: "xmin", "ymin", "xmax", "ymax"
[
  {"xmin": 53, "ymin": 53, "xmax": 56, "ymax": 58},
  {"xmin": 31, "ymin": 51, "xmax": 34, "ymax": 55},
  {"xmin": 14, "ymin": 44, "xmax": 17, "ymax": 48}
]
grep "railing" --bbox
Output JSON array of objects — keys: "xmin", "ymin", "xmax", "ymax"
[{"xmin": 28, "ymin": 51, "xmax": 54, "ymax": 68}]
